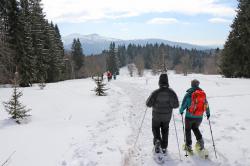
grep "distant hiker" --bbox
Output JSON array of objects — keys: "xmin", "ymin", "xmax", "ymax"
[
  {"xmin": 179, "ymin": 79, "xmax": 210, "ymax": 152},
  {"xmin": 113, "ymin": 72, "xmax": 117, "ymax": 80},
  {"xmin": 146, "ymin": 74, "xmax": 179, "ymax": 154},
  {"xmin": 107, "ymin": 71, "xmax": 112, "ymax": 82}
]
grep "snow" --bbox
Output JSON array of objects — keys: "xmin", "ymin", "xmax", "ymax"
[{"xmin": 1, "ymin": 68, "xmax": 250, "ymax": 166}]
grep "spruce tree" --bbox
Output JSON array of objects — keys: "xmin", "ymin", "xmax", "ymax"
[
  {"xmin": 1, "ymin": 0, "xmax": 66, "ymax": 84},
  {"xmin": 93, "ymin": 76, "xmax": 108, "ymax": 96},
  {"xmin": 221, "ymin": 0, "xmax": 250, "ymax": 77},
  {"xmin": 44, "ymin": 21, "xmax": 63, "ymax": 82},
  {"xmin": 54, "ymin": 24, "xmax": 64, "ymax": 57},
  {"xmin": 6, "ymin": 0, "xmax": 22, "ymax": 64},
  {"xmin": 71, "ymin": 38, "xmax": 84, "ymax": 78},
  {"xmin": 3, "ymin": 72, "xmax": 31, "ymax": 124},
  {"xmin": 0, "ymin": 0, "xmax": 16, "ymax": 83},
  {"xmin": 30, "ymin": 0, "xmax": 48, "ymax": 83},
  {"xmin": 117, "ymin": 45, "xmax": 126, "ymax": 67},
  {"xmin": 106, "ymin": 42, "xmax": 119, "ymax": 74},
  {"xmin": 19, "ymin": 0, "xmax": 36, "ymax": 86}
]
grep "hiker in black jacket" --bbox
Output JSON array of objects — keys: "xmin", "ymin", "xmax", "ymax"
[{"xmin": 146, "ymin": 73, "xmax": 179, "ymax": 154}]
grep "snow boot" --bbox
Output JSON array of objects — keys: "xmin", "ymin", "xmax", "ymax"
[
  {"xmin": 196, "ymin": 139, "xmax": 204, "ymax": 150},
  {"xmin": 154, "ymin": 140, "xmax": 161, "ymax": 153},
  {"xmin": 162, "ymin": 148, "xmax": 167, "ymax": 155}
]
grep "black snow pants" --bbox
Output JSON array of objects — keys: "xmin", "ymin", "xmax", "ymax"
[
  {"xmin": 185, "ymin": 117, "xmax": 203, "ymax": 146},
  {"xmin": 152, "ymin": 119, "xmax": 170, "ymax": 149}
]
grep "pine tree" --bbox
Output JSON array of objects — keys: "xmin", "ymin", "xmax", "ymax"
[
  {"xmin": 3, "ymin": 72, "xmax": 31, "ymax": 124},
  {"xmin": 106, "ymin": 42, "xmax": 119, "ymax": 74},
  {"xmin": 71, "ymin": 38, "xmax": 84, "ymax": 78},
  {"xmin": 44, "ymin": 21, "xmax": 63, "ymax": 82},
  {"xmin": 0, "ymin": 0, "xmax": 16, "ymax": 83},
  {"xmin": 1, "ymin": 0, "xmax": 66, "ymax": 84},
  {"xmin": 19, "ymin": 0, "xmax": 36, "ymax": 86},
  {"xmin": 30, "ymin": 0, "xmax": 48, "ymax": 83},
  {"xmin": 54, "ymin": 24, "xmax": 64, "ymax": 57},
  {"xmin": 5, "ymin": 0, "xmax": 23, "ymax": 66},
  {"xmin": 93, "ymin": 76, "xmax": 108, "ymax": 96},
  {"xmin": 0, "ymin": 0, "xmax": 8, "ymax": 42},
  {"xmin": 220, "ymin": 0, "xmax": 250, "ymax": 77},
  {"xmin": 117, "ymin": 45, "xmax": 126, "ymax": 67}
]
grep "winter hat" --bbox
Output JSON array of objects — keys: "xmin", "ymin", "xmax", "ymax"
[
  {"xmin": 159, "ymin": 74, "xmax": 169, "ymax": 87},
  {"xmin": 191, "ymin": 79, "xmax": 200, "ymax": 88}
]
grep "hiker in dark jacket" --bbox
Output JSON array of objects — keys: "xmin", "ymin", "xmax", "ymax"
[
  {"xmin": 179, "ymin": 79, "xmax": 210, "ymax": 152},
  {"xmin": 146, "ymin": 74, "xmax": 179, "ymax": 153}
]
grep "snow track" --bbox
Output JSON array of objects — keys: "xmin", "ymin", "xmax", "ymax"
[
  {"xmin": 111, "ymin": 70, "xmax": 250, "ymax": 166},
  {"xmin": 1, "ymin": 69, "xmax": 250, "ymax": 166}
]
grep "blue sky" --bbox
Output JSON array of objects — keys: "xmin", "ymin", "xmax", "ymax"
[{"xmin": 42, "ymin": 0, "xmax": 238, "ymax": 46}]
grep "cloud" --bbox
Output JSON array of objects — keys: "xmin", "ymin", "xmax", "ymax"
[
  {"xmin": 42, "ymin": 0, "xmax": 236, "ymax": 23},
  {"xmin": 147, "ymin": 18, "xmax": 179, "ymax": 24},
  {"xmin": 208, "ymin": 18, "xmax": 232, "ymax": 24}
]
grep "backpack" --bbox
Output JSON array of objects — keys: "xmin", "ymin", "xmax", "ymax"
[{"xmin": 188, "ymin": 89, "xmax": 207, "ymax": 116}]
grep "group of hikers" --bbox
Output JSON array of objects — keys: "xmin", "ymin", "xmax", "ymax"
[
  {"xmin": 146, "ymin": 73, "xmax": 210, "ymax": 155},
  {"xmin": 106, "ymin": 71, "xmax": 117, "ymax": 81}
]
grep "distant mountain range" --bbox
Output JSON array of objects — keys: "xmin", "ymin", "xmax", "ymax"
[{"xmin": 62, "ymin": 33, "xmax": 221, "ymax": 55}]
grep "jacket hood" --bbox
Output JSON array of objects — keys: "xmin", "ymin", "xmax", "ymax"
[{"xmin": 158, "ymin": 74, "xmax": 169, "ymax": 88}]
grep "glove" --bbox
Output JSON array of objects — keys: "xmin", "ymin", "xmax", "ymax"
[{"xmin": 207, "ymin": 114, "xmax": 210, "ymax": 119}]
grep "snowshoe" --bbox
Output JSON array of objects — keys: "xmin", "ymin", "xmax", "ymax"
[
  {"xmin": 153, "ymin": 140, "xmax": 166, "ymax": 164},
  {"xmin": 194, "ymin": 143, "xmax": 209, "ymax": 159},
  {"xmin": 183, "ymin": 144, "xmax": 194, "ymax": 156},
  {"xmin": 153, "ymin": 152, "xmax": 165, "ymax": 164}
]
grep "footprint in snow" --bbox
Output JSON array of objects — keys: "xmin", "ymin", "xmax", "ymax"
[
  {"xmin": 97, "ymin": 151, "xmax": 103, "ymax": 155},
  {"xmin": 240, "ymin": 127, "xmax": 246, "ymax": 130},
  {"xmin": 222, "ymin": 135, "xmax": 233, "ymax": 141},
  {"xmin": 107, "ymin": 146, "xmax": 116, "ymax": 152}
]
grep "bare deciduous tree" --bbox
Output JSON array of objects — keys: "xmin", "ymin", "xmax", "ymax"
[
  {"xmin": 84, "ymin": 55, "xmax": 106, "ymax": 77},
  {"xmin": 134, "ymin": 55, "xmax": 144, "ymax": 77},
  {"xmin": 180, "ymin": 55, "xmax": 191, "ymax": 76},
  {"xmin": 127, "ymin": 63, "xmax": 136, "ymax": 77}
]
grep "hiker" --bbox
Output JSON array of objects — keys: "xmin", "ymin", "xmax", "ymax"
[
  {"xmin": 113, "ymin": 72, "xmax": 117, "ymax": 80},
  {"xmin": 179, "ymin": 79, "xmax": 210, "ymax": 152},
  {"xmin": 107, "ymin": 71, "xmax": 112, "ymax": 82},
  {"xmin": 146, "ymin": 73, "xmax": 179, "ymax": 154}
]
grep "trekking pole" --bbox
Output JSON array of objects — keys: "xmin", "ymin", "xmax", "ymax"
[
  {"xmin": 181, "ymin": 115, "xmax": 188, "ymax": 157},
  {"xmin": 134, "ymin": 107, "xmax": 148, "ymax": 148},
  {"xmin": 208, "ymin": 118, "xmax": 218, "ymax": 159},
  {"xmin": 172, "ymin": 113, "xmax": 182, "ymax": 161},
  {"xmin": 1, "ymin": 151, "xmax": 16, "ymax": 166}
]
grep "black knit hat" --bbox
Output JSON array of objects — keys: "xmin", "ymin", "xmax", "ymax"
[
  {"xmin": 159, "ymin": 74, "xmax": 169, "ymax": 87},
  {"xmin": 191, "ymin": 79, "xmax": 200, "ymax": 88}
]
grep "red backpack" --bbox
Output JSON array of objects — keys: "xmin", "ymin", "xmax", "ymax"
[{"xmin": 188, "ymin": 89, "xmax": 207, "ymax": 116}]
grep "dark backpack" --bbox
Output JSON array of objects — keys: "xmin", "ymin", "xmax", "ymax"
[{"xmin": 188, "ymin": 89, "xmax": 207, "ymax": 116}]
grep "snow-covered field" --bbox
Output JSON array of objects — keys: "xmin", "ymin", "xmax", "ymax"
[{"xmin": 1, "ymin": 68, "xmax": 250, "ymax": 166}]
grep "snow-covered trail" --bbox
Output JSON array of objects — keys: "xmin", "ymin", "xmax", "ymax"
[
  {"xmin": 111, "ymin": 70, "xmax": 250, "ymax": 166},
  {"xmin": 112, "ymin": 77, "xmax": 215, "ymax": 166}
]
